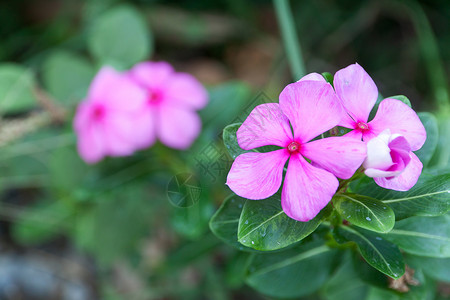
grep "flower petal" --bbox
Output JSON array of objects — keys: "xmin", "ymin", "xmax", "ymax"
[
  {"xmin": 237, "ymin": 103, "xmax": 293, "ymax": 150},
  {"xmin": 297, "ymin": 72, "xmax": 326, "ymax": 82},
  {"xmin": 281, "ymin": 154, "xmax": 338, "ymax": 221},
  {"xmin": 226, "ymin": 150, "xmax": 289, "ymax": 200},
  {"xmin": 157, "ymin": 104, "xmax": 201, "ymax": 149},
  {"xmin": 126, "ymin": 106, "xmax": 157, "ymax": 150},
  {"xmin": 279, "ymin": 81, "xmax": 343, "ymax": 142},
  {"xmin": 301, "ymin": 137, "xmax": 366, "ymax": 179},
  {"xmin": 334, "ymin": 63, "xmax": 378, "ymax": 123},
  {"xmin": 344, "ymin": 129, "xmax": 363, "ymax": 140},
  {"xmin": 363, "ymin": 132, "xmax": 393, "ymax": 171},
  {"xmin": 77, "ymin": 125, "xmax": 105, "ymax": 164},
  {"xmin": 368, "ymin": 99, "xmax": 426, "ymax": 151},
  {"xmin": 165, "ymin": 73, "xmax": 208, "ymax": 110},
  {"xmin": 128, "ymin": 61, "xmax": 174, "ymax": 90},
  {"xmin": 374, "ymin": 153, "xmax": 423, "ymax": 191}
]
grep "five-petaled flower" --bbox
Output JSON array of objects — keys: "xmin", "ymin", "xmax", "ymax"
[
  {"xmin": 226, "ymin": 80, "xmax": 367, "ymax": 221},
  {"xmin": 304, "ymin": 63, "xmax": 426, "ymax": 191}
]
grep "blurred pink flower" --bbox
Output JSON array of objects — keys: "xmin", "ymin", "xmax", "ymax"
[
  {"xmin": 74, "ymin": 67, "xmax": 148, "ymax": 164},
  {"xmin": 301, "ymin": 64, "xmax": 426, "ymax": 191},
  {"xmin": 364, "ymin": 130, "xmax": 421, "ymax": 191},
  {"xmin": 226, "ymin": 81, "xmax": 366, "ymax": 221},
  {"xmin": 127, "ymin": 61, "xmax": 208, "ymax": 149}
]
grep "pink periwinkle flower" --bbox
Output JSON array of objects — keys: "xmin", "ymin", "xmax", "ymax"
[
  {"xmin": 304, "ymin": 63, "xmax": 426, "ymax": 191},
  {"xmin": 126, "ymin": 61, "xmax": 208, "ymax": 150},
  {"xmin": 74, "ymin": 67, "xmax": 148, "ymax": 164},
  {"xmin": 226, "ymin": 81, "xmax": 367, "ymax": 222},
  {"xmin": 364, "ymin": 129, "xmax": 420, "ymax": 191}
]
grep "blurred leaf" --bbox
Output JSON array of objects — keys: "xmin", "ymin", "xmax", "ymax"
[
  {"xmin": 333, "ymin": 193, "xmax": 395, "ymax": 233},
  {"xmin": 209, "ymin": 194, "xmax": 255, "ymax": 252},
  {"xmin": 200, "ymin": 82, "xmax": 251, "ymax": 132},
  {"xmin": 353, "ymin": 173, "xmax": 450, "ymax": 219},
  {"xmin": 388, "ymin": 95, "xmax": 412, "ymax": 107},
  {"xmin": 171, "ymin": 196, "xmax": 214, "ymax": 239},
  {"xmin": 88, "ymin": 5, "xmax": 152, "ymax": 68},
  {"xmin": 222, "ymin": 123, "xmax": 252, "ymax": 159},
  {"xmin": 429, "ymin": 116, "xmax": 450, "ymax": 168},
  {"xmin": 238, "ymin": 194, "xmax": 331, "ymax": 251},
  {"xmin": 225, "ymin": 251, "xmax": 254, "ymax": 288},
  {"xmin": 245, "ymin": 241, "xmax": 336, "ymax": 298},
  {"xmin": 366, "ymin": 287, "xmax": 400, "ymax": 300},
  {"xmin": 406, "ymin": 254, "xmax": 450, "ymax": 283},
  {"xmin": 334, "ymin": 226, "xmax": 405, "ymax": 279},
  {"xmin": 382, "ymin": 215, "xmax": 450, "ymax": 258},
  {"xmin": 0, "ymin": 63, "xmax": 36, "ymax": 114},
  {"xmin": 415, "ymin": 112, "xmax": 439, "ymax": 167},
  {"xmin": 42, "ymin": 50, "xmax": 95, "ymax": 105}
]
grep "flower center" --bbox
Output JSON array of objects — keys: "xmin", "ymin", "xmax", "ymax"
[
  {"xmin": 92, "ymin": 105, "xmax": 105, "ymax": 120},
  {"xmin": 356, "ymin": 122, "xmax": 369, "ymax": 131},
  {"xmin": 287, "ymin": 141, "xmax": 301, "ymax": 154},
  {"xmin": 147, "ymin": 89, "xmax": 163, "ymax": 105}
]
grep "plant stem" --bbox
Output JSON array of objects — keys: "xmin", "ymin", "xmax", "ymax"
[{"xmin": 273, "ymin": 0, "xmax": 306, "ymax": 80}]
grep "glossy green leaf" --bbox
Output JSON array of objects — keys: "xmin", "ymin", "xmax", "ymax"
[
  {"xmin": 42, "ymin": 51, "xmax": 95, "ymax": 105},
  {"xmin": 209, "ymin": 194, "xmax": 255, "ymax": 252},
  {"xmin": 382, "ymin": 215, "xmax": 450, "ymax": 258},
  {"xmin": 415, "ymin": 112, "xmax": 439, "ymax": 167},
  {"xmin": 333, "ymin": 193, "xmax": 395, "ymax": 233},
  {"xmin": 334, "ymin": 226, "xmax": 405, "ymax": 279},
  {"xmin": 245, "ymin": 241, "xmax": 336, "ymax": 298},
  {"xmin": 238, "ymin": 194, "xmax": 331, "ymax": 250},
  {"xmin": 322, "ymin": 72, "xmax": 334, "ymax": 85},
  {"xmin": 0, "ymin": 64, "xmax": 36, "ymax": 114},
  {"xmin": 354, "ymin": 173, "xmax": 450, "ymax": 219},
  {"xmin": 88, "ymin": 5, "xmax": 152, "ymax": 68},
  {"xmin": 406, "ymin": 254, "xmax": 450, "ymax": 282}
]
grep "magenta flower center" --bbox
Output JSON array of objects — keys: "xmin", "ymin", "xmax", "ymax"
[
  {"xmin": 147, "ymin": 89, "xmax": 163, "ymax": 105},
  {"xmin": 92, "ymin": 105, "xmax": 105, "ymax": 120},
  {"xmin": 356, "ymin": 122, "xmax": 369, "ymax": 131},
  {"xmin": 287, "ymin": 141, "xmax": 301, "ymax": 154}
]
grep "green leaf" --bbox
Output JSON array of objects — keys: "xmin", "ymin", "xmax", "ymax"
[
  {"xmin": 406, "ymin": 254, "xmax": 450, "ymax": 282},
  {"xmin": 245, "ymin": 241, "xmax": 336, "ymax": 298},
  {"xmin": 354, "ymin": 173, "xmax": 450, "ymax": 219},
  {"xmin": 209, "ymin": 194, "xmax": 255, "ymax": 252},
  {"xmin": 222, "ymin": 123, "xmax": 252, "ymax": 159},
  {"xmin": 0, "ymin": 64, "xmax": 36, "ymax": 114},
  {"xmin": 382, "ymin": 215, "xmax": 450, "ymax": 258},
  {"xmin": 88, "ymin": 5, "xmax": 152, "ymax": 68},
  {"xmin": 333, "ymin": 193, "xmax": 395, "ymax": 233},
  {"xmin": 334, "ymin": 226, "xmax": 405, "ymax": 279},
  {"xmin": 322, "ymin": 72, "xmax": 334, "ymax": 85},
  {"xmin": 42, "ymin": 51, "xmax": 96, "ymax": 105},
  {"xmin": 415, "ymin": 112, "xmax": 439, "ymax": 167},
  {"xmin": 238, "ymin": 194, "xmax": 331, "ymax": 251},
  {"xmin": 388, "ymin": 95, "xmax": 412, "ymax": 107}
]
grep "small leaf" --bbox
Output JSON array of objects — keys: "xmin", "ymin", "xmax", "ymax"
[
  {"xmin": 88, "ymin": 5, "xmax": 152, "ymax": 68},
  {"xmin": 388, "ymin": 95, "xmax": 412, "ymax": 107},
  {"xmin": 209, "ymin": 194, "xmax": 255, "ymax": 252},
  {"xmin": 42, "ymin": 51, "xmax": 96, "ymax": 105},
  {"xmin": 354, "ymin": 173, "xmax": 450, "ymax": 219},
  {"xmin": 415, "ymin": 112, "xmax": 439, "ymax": 167},
  {"xmin": 0, "ymin": 64, "xmax": 36, "ymax": 114},
  {"xmin": 382, "ymin": 215, "xmax": 450, "ymax": 258},
  {"xmin": 245, "ymin": 241, "xmax": 336, "ymax": 298},
  {"xmin": 333, "ymin": 193, "xmax": 395, "ymax": 233},
  {"xmin": 334, "ymin": 226, "xmax": 405, "ymax": 279},
  {"xmin": 238, "ymin": 194, "xmax": 331, "ymax": 250},
  {"xmin": 322, "ymin": 72, "xmax": 334, "ymax": 85}
]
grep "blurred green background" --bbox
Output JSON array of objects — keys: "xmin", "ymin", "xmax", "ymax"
[{"xmin": 0, "ymin": 0, "xmax": 449, "ymax": 299}]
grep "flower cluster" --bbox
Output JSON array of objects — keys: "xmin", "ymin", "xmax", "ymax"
[
  {"xmin": 74, "ymin": 62, "xmax": 208, "ymax": 163},
  {"xmin": 227, "ymin": 63, "xmax": 426, "ymax": 221}
]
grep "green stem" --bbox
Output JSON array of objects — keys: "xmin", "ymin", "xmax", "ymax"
[{"xmin": 273, "ymin": 0, "xmax": 306, "ymax": 80}]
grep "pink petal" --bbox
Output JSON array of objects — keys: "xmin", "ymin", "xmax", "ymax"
[
  {"xmin": 88, "ymin": 66, "xmax": 122, "ymax": 100},
  {"xmin": 334, "ymin": 63, "xmax": 378, "ymax": 123},
  {"xmin": 301, "ymin": 137, "xmax": 366, "ymax": 179},
  {"xmin": 101, "ymin": 113, "xmax": 143, "ymax": 156},
  {"xmin": 298, "ymin": 72, "xmax": 326, "ymax": 82},
  {"xmin": 237, "ymin": 103, "xmax": 293, "ymax": 150},
  {"xmin": 281, "ymin": 154, "xmax": 338, "ymax": 221},
  {"xmin": 374, "ymin": 153, "xmax": 423, "ymax": 191},
  {"xmin": 339, "ymin": 113, "xmax": 357, "ymax": 128},
  {"xmin": 77, "ymin": 125, "xmax": 105, "ymax": 164},
  {"xmin": 344, "ymin": 129, "xmax": 363, "ymax": 140},
  {"xmin": 226, "ymin": 150, "xmax": 289, "ymax": 200},
  {"xmin": 157, "ymin": 104, "xmax": 201, "ymax": 149},
  {"xmin": 129, "ymin": 106, "xmax": 157, "ymax": 150},
  {"xmin": 128, "ymin": 61, "xmax": 174, "ymax": 90},
  {"xmin": 165, "ymin": 73, "xmax": 208, "ymax": 110},
  {"xmin": 279, "ymin": 81, "xmax": 343, "ymax": 143},
  {"xmin": 368, "ymin": 99, "xmax": 426, "ymax": 151}
]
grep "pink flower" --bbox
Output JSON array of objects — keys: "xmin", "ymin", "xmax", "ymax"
[
  {"xmin": 74, "ymin": 67, "xmax": 148, "ymax": 164},
  {"xmin": 226, "ymin": 81, "xmax": 367, "ymax": 221},
  {"xmin": 126, "ymin": 61, "xmax": 208, "ymax": 149},
  {"xmin": 364, "ymin": 130, "xmax": 421, "ymax": 191},
  {"xmin": 303, "ymin": 64, "xmax": 426, "ymax": 191}
]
